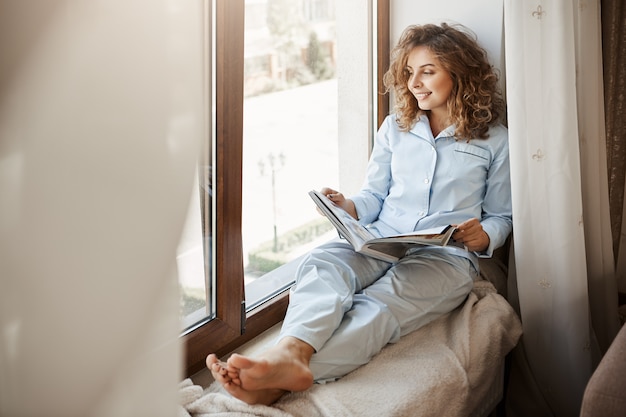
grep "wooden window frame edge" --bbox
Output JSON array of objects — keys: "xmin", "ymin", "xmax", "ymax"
[{"xmin": 182, "ymin": 0, "xmax": 245, "ymax": 378}]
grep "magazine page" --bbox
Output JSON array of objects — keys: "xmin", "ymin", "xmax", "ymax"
[
  {"xmin": 368, "ymin": 225, "xmax": 456, "ymax": 246},
  {"xmin": 362, "ymin": 225, "xmax": 457, "ymax": 262},
  {"xmin": 309, "ymin": 190, "xmax": 375, "ymax": 249}
]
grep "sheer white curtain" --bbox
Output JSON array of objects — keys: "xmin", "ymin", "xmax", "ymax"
[{"xmin": 504, "ymin": 1, "xmax": 620, "ymax": 416}]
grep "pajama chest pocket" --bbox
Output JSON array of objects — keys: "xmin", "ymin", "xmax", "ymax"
[
  {"xmin": 454, "ymin": 143, "xmax": 490, "ymax": 165},
  {"xmin": 451, "ymin": 143, "xmax": 491, "ymax": 180}
]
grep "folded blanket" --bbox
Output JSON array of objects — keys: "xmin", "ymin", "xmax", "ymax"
[{"xmin": 180, "ymin": 280, "xmax": 522, "ymax": 417}]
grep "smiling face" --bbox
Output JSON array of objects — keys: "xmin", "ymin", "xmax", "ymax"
[{"xmin": 406, "ymin": 46, "xmax": 454, "ymax": 120}]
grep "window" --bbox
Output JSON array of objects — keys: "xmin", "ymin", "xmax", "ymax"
[{"xmin": 180, "ymin": 0, "xmax": 389, "ymax": 377}]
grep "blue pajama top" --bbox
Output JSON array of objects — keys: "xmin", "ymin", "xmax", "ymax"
[{"xmin": 350, "ymin": 114, "xmax": 512, "ymax": 260}]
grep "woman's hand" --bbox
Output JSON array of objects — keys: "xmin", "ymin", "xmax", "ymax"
[
  {"xmin": 319, "ymin": 187, "xmax": 358, "ymax": 220},
  {"xmin": 452, "ymin": 218, "xmax": 490, "ymax": 252}
]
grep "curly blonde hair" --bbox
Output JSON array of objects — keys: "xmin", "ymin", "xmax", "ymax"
[{"xmin": 383, "ymin": 23, "xmax": 505, "ymax": 140}]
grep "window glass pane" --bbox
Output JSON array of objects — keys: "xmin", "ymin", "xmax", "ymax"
[
  {"xmin": 243, "ymin": 0, "xmax": 339, "ymax": 308},
  {"xmin": 178, "ymin": 2, "xmax": 215, "ymax": 332},
  {"xmin": 178, "ymin": 165, "xmax": 214, "ymax": 331}
]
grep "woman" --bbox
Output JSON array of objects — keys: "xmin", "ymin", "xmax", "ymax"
[{"xmin": 207, "ymin": 22, "xmax": 511, "ymax": 406}]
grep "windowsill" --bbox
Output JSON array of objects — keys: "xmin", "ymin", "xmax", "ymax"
[{"xmin": 188, "ymin": 320, "xmax": 283, "ymax": 388}]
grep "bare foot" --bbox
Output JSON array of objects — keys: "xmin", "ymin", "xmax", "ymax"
[
  {"xmin": 207, "ymin": 337, "xmax": 315, "ymax": 405},
  {"xmin": 208, "ymin": 354, "xmax": 281, "ymax": 404}
]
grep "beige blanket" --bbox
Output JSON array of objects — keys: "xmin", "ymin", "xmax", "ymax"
[{"xmin": 179, "ymin": 280, "xmax": 522, "ymax": 417}]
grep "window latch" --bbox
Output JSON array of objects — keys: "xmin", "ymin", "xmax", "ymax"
[{"xmin": 241, "ymin": 300, "xmax": 246, "ymax": 335}]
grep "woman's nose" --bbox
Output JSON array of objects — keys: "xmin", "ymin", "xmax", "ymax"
[{"xmin": 410, "ymin": 74, "xmax": 421, "ymax": 88}]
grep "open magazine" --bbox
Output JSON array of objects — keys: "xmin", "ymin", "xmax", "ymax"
[{"xmin": 309, "ymin": 189, "xmax": 458, "ymax": 263}]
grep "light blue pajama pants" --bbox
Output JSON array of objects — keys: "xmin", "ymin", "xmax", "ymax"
[{"xmin": 277, "ymin": 239, "xmax": 476, "ymax": 382}]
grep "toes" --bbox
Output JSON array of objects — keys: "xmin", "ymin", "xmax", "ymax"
[{"xmin": 206, "ymin": 353, "xmax": 218, "ymax": 368}]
